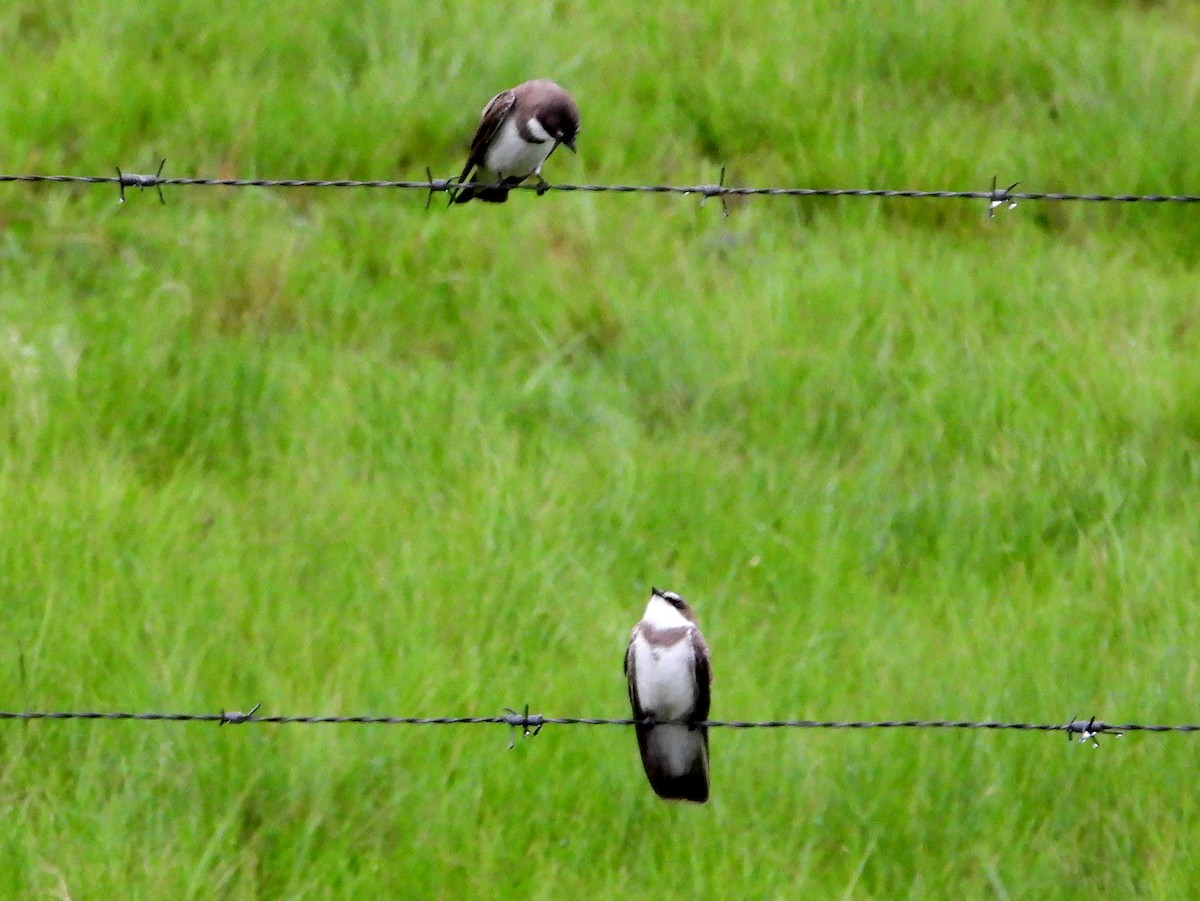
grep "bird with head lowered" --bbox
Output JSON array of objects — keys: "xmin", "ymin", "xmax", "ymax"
[{"xmin": 450, "ymin": 79, "xmax": 580, "ymax": 204}]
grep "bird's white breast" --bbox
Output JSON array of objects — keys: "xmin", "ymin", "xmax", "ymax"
[
  {"xmin": 482, "ymin": 117, "xmax": 556, "ymax": 179},
  {"xmin": 632, "ymin": 631, "xmax": 699, "ymax": 720}
]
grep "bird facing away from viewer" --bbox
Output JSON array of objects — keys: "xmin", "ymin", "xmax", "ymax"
[
  {"xmin": 624, "ymin": 587, "xmax": 712, "ymax": 803},
  {"xmin": 451, "ymin": 79, "xmax": 580, "ymax": 204}
]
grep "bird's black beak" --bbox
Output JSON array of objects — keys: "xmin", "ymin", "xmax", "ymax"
[{"xmin": 561, "ymin": 136, "xmax": 577, "ymax": 153}]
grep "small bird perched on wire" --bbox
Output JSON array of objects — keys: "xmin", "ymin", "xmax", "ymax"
[
  {"xmin": 624, "ymin": 587, "xmax": 713, "ymax": 803},
  {"xmin": 450, "ymin": 79, "xmax": 580, "ymax": 204}
]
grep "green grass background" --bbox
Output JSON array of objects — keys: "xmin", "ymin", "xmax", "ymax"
[{"xmin": 3, "ymin": 0, "xmax": 1200, "ymax": 897}]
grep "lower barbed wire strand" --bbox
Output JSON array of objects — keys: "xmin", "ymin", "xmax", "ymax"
[
  {"xmin": 1, "ymin": 710, "xmax": 1198, "ymax": 733},
  {"xmin": 3, "ymin": 172, "xmax": 1200, "ymax": 203}
]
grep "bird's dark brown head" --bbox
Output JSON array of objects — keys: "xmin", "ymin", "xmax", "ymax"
[
  {"xmin": 526, "ymin": 79, "xmax": 580, "ymax": 152},
  {"xmin": 542, "ymin": 103, "xmax": 579, "ymax": 152}
]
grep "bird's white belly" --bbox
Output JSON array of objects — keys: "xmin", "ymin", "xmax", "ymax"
[
  {"xmin": 633, "ymin": 637, "xmax": 698, "ymax": 720},
  {"xmin": 483, "ymin": 117, "xmax": 554, "ymax": 179}
]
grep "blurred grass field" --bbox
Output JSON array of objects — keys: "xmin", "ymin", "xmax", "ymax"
[{"xmin": 3, "ymin": 0, "xmax": 1200, "ymax": 898}]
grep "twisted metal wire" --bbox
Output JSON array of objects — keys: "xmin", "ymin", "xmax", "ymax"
[
  {"xmin": 2, "ymin": 171, "xmax": 1200, "ymax": 205},
  {"xmin": 1, "ymin": 708, "xmax": 1195, "ymax": 738}
]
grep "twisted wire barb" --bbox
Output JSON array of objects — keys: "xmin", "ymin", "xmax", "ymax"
[
  {"xmin": 1, "ymin": 709, "xmax": 1196, "ymax": 738},
  {"xmin": 3, "ymin": 171, "xmax": 1200, "ymax": 204}
]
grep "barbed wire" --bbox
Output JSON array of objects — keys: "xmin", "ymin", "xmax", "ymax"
[
  {"xmin": 3, "ymin": 708, "xmax": 1196, "ymax": 747},
  {"xmin": 3, "ymin": 165, "xmax": 1200, "ymax": 213}
]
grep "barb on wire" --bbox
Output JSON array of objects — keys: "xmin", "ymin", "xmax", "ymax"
[
  {"xmin": 687, "ymin": 165, "xmax": 730, "ymax": 217},
  {"xmin": 0, "ymin": 707, "xmax": 1195, "ymax": 746},
  {"xmin": 1068, "ymin": 714, "xmax": 1123, "ymax": 748},
  {"xmin": 503, "ymin": 704, "xmax": 545, "ymax": 748},
  {"xmin": 424, "ymin": 166, "xmax": 454, "ymax": 210},
  {"xmin": 116, "ymin": 158, "xmax": 167, "ymax": 204},
  {"xmin": 220, "ymin": 702, "xmax": 261, "ymax": 726},
  {"xmin": 988, "ymin": 175, "xmax": 1020, "ymax": 218},
  {"xmin": 4, "ymin": 170, "xmax": 1200, "ymax": 207}
]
